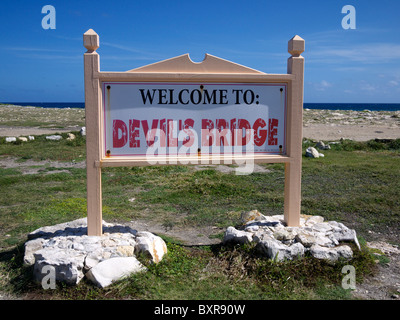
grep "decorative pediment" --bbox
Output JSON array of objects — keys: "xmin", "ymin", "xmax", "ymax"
[{"xmin": 127, "ymin": 53, "xmax": 265, "ymax": 74}]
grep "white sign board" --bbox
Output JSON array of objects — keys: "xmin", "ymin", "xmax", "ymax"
[
  {"xmin": 102, "ymin": 82, "xmax": 287, "ymax": 159},
  {"xmin": 84, "ymin": 30, "xmax": 305, "ymax": 235}
]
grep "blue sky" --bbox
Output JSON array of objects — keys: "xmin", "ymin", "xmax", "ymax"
[{"xmin": 0, "ymin": 0, "xmax": 399, "ymax": 103}]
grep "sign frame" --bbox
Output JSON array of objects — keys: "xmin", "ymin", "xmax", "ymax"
[
  {"xmin": 83, "ymin": 29, "xmax": 305, "ymax": 236},
  {"xmin": 102, "ymin": 81, "xmax": 288, "ymax": 159}
]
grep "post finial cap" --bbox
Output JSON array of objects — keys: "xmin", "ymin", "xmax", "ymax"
[
  {"xmin": 288, "ymin": 35, "xmax": 305, "ymax": 57},
  {"xmin": 84, "ymin": 29, "xmax": 99, "ymax": 52}
]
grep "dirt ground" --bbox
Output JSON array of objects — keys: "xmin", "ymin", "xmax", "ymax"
[
  {"xmin": 352, "ymin": 241, "xmax": 400, "ymax": 300},
  {"xmin": 0, "ymin": 126, "xmax": 80, "ymax": 137},
  {"xmin": 302, "ymin": 108, "xmax": 400, "ymax": 142},
  {"xmin": 303, "ymin": 123, "xmax": 400, "ymax": 142}
]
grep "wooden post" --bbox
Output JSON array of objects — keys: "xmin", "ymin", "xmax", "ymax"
[
  {"xmin": 284, "ymin": 35, "xmax": 305, "ymax": 227},
  {"xmin": 82, "ymin": 29, "xmax": 304, "ymax": 232},
  {"xmin": 84, "ymin": 29, "xmax": 103, "ymax": 236}
]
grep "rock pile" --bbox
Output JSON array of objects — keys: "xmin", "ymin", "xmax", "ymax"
[
  {"xmin": 24, "ymin": 218, "xmax": 167, "ymax": 288},
  {"xmin": 5, "ymin": 136, "xmax": 35, "ymax": 143},
  {"xmin": 316, "ymin": 141, "xmax": 331, "ymax": 150},
  {"xmin": 224, "ymin": 210, "xmax": 360, "ymax": 263},
  {"xmin": 305, "ymin": 146, "xmax": 324, "ymax": 158},
  {"xmin": 305, "ymin": 141, "xmax": 332, "ymax": 158},
  {"xmin": 4, "ymin": 127, "xmax": 85, "ymax": 144},
  {"xmin": 45, "ymin": 135, "xmax": 63, "ymax": 141}
]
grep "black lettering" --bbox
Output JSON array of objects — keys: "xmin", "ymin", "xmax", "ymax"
[
  {"xmin": 219, "ymin": 89, "xmax": 228, "ymax": 104},
  {"xmin": 232, "ymin": 89, "xmax": 242, "ymax": 104},
  {"xmin": 139, "ymin": 89, "xmax": 156, "ymax": 104},
  {"xmin": 178, "ymin": 89, "xmax": 189, "ymax": 105},
  {"xmin": 158, "ymin": 89, "xmax": 168, "ymax": 104},
  {"xmin": 190, "ymin": 89, "xmax": 202, "ymax": 104},
  {"xmin": 243, "ymin": 90, "xmax": 255, "ymax": 104},
  {"xmin": 203, "ymin": 89, "xmax": 217, "ymax": 104},
  {"xmin": 168, "ymin": 89, "xmax": 178, "ymax": 104}
]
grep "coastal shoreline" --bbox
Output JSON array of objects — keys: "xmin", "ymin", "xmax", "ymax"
[
  {"xmin": 0, "ymin": 104, "xmax": 399, "ymax": 142},
  {"xmin": 303, "ymin": 123, "xmax": 400, "ymax": 142},
  {"xmin": 303, "ymin": 108, "xmax": 400, "ymax": 141}
]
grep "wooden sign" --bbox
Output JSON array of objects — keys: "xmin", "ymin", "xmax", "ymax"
[
  {"xmin": 83, "ymin": 29, "xmax": 305, "ymax": 236},
  {"xmin": 102, "ymin": 82, "xmax": 287, "ymax": 159}
]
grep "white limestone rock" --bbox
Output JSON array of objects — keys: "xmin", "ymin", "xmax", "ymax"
[
  {"xmin": 304, "ymin": 215, "xmax": 324, "ymax": 226},
  {"xmin": 67, "ymin": 133, "xmax": 76, "ymax": 141},
  {"xmin": 305, "ymin": 147, "xmax": 320, "ymax": 158},
  {"xmin": 5, "ymin": 137, "xmax": 16, "ymax": 143},
  {"xmin": 46, "ymin": 135, "xmax": 63, "ymax": 141},
  {"xmin": 117, "ymin": 245, "xmax": 135, "ymax": 257},
  {"xmin": 24, "ymin": 238, "xmax": 46, "ymax": 266},
  {"xmin": 310, "ymin": 244, "xmax": 353, "ymax": 263},
  {"xmin": 330, "ymin": 227, "xmax": 360, "ymax": 250},
  {"xmin": 295, "ymin": 231, "xmax": 335, "ymax": 248},
  {"xmin": 316, "ymin": 141, "xmax": 331, "ymax": 150},
  {"xmin": 273, "ymin": 227, "xmax": 297, "ymax": 242},
  {"xmin": 135, "ymin": 231, "xmax": 167, "ymax": 264},
  {"xmin": 86, "ymin": 257, "xmax": 146, "ymax": 288},
  {"xmin": 244, "ymin": 225, "xmax": 259, "ymax": 232},
  {"xmin": 27, "ymin": 218, "xmax": 88, "ymax": 240},
  {"xmin": 24, "ymin": 218, "xmax": 166, "ymax": 287},
  {"xmin": 33, "ymin": 248, "xmax": 86, "ymax": 285},
  {"xmin": 256, "ymin": 238, "xmax": 305, "ymax": 261},
  {"xmin": 223, "ymin": 212, "xmax": 360, "ymax": 263},
  {"xmin": 224, "ymin": 227, "xmax": 253, "ymax": 245},
  {"xmin": 240, "ymin": 210, "xmax": 264, "ymax": 224},
  {"xmin": 312, "ymin": 222, "xmax": 333, "ymax": 233}
]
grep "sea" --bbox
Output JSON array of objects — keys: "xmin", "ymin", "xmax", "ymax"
[{"xmin": 1, "ymin": 102, "xmax": 400, "ymax": 112}]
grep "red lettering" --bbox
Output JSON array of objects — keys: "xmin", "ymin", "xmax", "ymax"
[
  {"xmin": 268, "ymin": 118, "xmax": 278, "ymax": 145},
  {"xmin": 129, "ymin": 119, "xmax": 140, "ymax": 148},
  {"xmin": 201, "ymin": 119, "xmax": 214, "ymax": 146},
  {"xmin": 112, "ymin": 119, "xmax": 128, "ymax": 148},
  {"xmin": 167, "ymin": 119, "xmax": 178, "ymax": 147},
  {"xmin": 159, "ymin": 119, "xmax": 167, "ymax": 147},
  {"xmin": 216, "ymin": 119, "xmax": 229, "ymax": 146},
  {"xmin": 141, "ymin": 119, "xmax": 159, "ymax": 147},
  {"xmin": 183, "ymin": 118, "xmax": 195, "ymax": 147},
  {"xmin": 112, "ymin": 117, "xmax": 274, "ymax": 150},
  {"xmin": 253, "ymin": 118, "xmax": 267, "ymax": 146},
  {"xmin": 230, "ymin": 118, "xmax": 236, "ymax": 146},
  {"xmin": 238, "ymin": 119, "xmax": 251, "ymax": 146}
]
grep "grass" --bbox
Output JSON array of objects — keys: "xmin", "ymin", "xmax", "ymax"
[
  {"xmin": 0, "ymin": 133, "xmax": 399, "ymax": 299},
  {"xmin": 301, "ymin": 140, "xmax": 400, "ymax": 237},
  {"xmin": 0, "ymin": 131, "xmax": 86, "ymax": 162},
  {"xmin": 0, "ymin": 241, "xmax": 376, "ymax": 300}
]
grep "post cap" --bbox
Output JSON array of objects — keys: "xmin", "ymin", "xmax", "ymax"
[
  {"xmin": 84, "ymin": 29, "xmax": 99, "ymax": 52},
  {"xmin": 288, "ymin": 35, "xmax": 305, "ymax": 57}
]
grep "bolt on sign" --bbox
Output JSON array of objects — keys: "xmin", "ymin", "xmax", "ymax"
[{"xmin": 84, "ymin": 29, "xmax": 305, "ymax": 236}]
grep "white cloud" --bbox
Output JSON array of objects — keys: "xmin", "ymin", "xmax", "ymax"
[
  {"xmin": 15, "ymin": 53, "xmax": 81, "ymax": 62},
  {"xmin": 306, "ymin": 43, "xmax": 400, "ymax": 65},
  {"xmin": 102, "ymin": 41, "xmax": 164, "ymax": 60},
  {"xmin": 320, "ymin": 80, "xmax": 332, "ymax": 88},
  {"xmin": 313, "ymin": 80, "xmax": 333, "ymax": 91},
  {"xmin": 360, "ymin": 83, "xmax": 377, "ymax": 91},
  {"xmin": 4, "ymin": 46, "xmax": 65, "ymax": 52}
]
